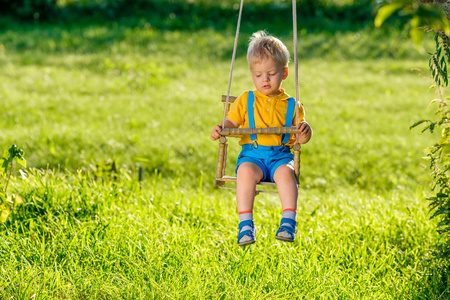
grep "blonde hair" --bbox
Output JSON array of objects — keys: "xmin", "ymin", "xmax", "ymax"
[{"xmin": 247, "ymin": 30, "xmax": 290, "ymax": 69}]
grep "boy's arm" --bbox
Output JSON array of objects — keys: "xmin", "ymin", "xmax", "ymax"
[{"xmin": 210, "ymin": 118, "xmax": 239, "ymax": 141}]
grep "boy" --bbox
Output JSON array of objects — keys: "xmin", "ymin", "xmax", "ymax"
[{"xmin": 210, "ymin": 30, "xmax": 312, "ymax": 246}]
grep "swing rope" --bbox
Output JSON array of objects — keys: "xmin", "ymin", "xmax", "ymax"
[
  {"xmin": 223, "ymin": 0, "xmax": 245, "ymax": 129},
  {"xmin": 292, "ymin": 0, "xmax": 300, "ymax": 133}
]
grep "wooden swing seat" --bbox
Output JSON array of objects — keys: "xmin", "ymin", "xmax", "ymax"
[{"xmin": 215, "ymin": 95, "xmax": 302, "ymax": 194}]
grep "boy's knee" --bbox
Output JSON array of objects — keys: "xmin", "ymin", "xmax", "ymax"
[
  {"xmin": 273, "ymin": 165, "xmax": 295, "ymax": 182},
  {"xmin": 237, "ymin": 163, "xmax": 263, "ymax": 182}
]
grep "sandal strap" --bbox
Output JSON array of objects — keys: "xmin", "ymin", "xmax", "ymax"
[
  {"xmin": 238, "ymin": 220, "xmax": 254, "ymax": 231},
  {"xmin": 280, "ymin": 218, "xmax": 296, "ymax": 227},
  {"xmin": 238, "ymin": 229, "xmax": 254, "ymax": 240},
  {"xmin": 277, "ymin": 218, "xmax": 296, "ymax": 237}
]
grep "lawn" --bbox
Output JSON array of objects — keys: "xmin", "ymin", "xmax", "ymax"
[{"xmin": 0, "ymin": 17, "xmax": 449, "ymax": 299}]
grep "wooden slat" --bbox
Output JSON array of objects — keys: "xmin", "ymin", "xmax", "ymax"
[
  {"xmin": 216, "ymin": 176, "xmax": 276, "ymax": 186},
  {"xmin": 222, "ymin": 95, "xmax": 237, "ymax": 103},
  {"xmin": 216, "ymin": 176, "xmax": 277, "ymax": 186},
  {"xmin": 219, "ymin": 186, "xmax": 278, "ymax": 195},
  {"xmin": 216, "ymin": 176, "xmax": 299, "ymax": 187},
  {"xmin": 220, "ymin": 126, "xmax": 302, "ymax": 136}
]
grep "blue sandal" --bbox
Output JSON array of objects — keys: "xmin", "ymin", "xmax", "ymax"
[
  {"xmin": 275, "ymin": 218, "xmax": 296, "ymax": 242},
  {"xmin": 237, "ymin": 220, "xmax": 256, "ymax": 246}
]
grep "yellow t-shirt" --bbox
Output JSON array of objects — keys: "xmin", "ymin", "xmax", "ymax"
[{"xmin": 227, "ymin": 89, "xmax": 306, "ymax": 147}]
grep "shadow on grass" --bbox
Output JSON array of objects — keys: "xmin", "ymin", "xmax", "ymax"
[
  {"xmin": 414, "ymin": 260, "xmax": 450, "ymax": 299},
  {"xmin": 1, "ymin": 0, "xmax": 423, "ymax": 63},
  {"xmin": 0, "ymin": 0, "xmax": 376, "ymax": 34},
  {"xmin": 0, "ymin": 15, "xmax": 418, "ymax": 65}
]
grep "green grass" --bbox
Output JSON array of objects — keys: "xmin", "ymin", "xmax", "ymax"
[
  {"xmin": 0, "ymin": 19, "xmax": 449, "ymax": 298},
  {"xmin": 0, "ymin": 171, "xmax": 446, "ymax": 298}
]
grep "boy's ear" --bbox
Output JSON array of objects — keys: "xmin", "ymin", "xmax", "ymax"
[{"xmin": 283, "ymin": 67, "xmax": 288, "ymax": 80}]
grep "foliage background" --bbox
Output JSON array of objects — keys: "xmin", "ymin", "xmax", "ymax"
[{"xmin": 1, "ymin": 0, "xmax": 449, "ymax": 298}]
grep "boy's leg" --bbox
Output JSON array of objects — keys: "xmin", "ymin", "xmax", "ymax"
[
  {"xmin": 236, "ymin": 162, "xmax": 264, "ymax": 246},
  {"xmin": 273, "ymin": 164, "xmax": 298, "ymax": 210},
  {"xmin": 236, "ymin": 162, "xmax": 264, "ymax": 211},
  {"xmin": 273, "ymin": 165, "xmax": 298, "ymax": 241}
]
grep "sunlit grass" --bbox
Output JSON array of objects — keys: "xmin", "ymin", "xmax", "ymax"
[
  {"xmin": 0, "ymin": 21, "xmax": 448, "ymax": 298},
  {"xmin": 0, "ymin": 170, "xmax": 444, "ymax": 298}
]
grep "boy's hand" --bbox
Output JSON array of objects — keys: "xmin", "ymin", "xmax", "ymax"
[
  {"xmin": 210, "ymin": 119, "xmax": 239, "ymax": 141},
  {"xmin": 295, "ymin": 121, "xmax": 312, "ymax": 144},
  {"xmin": 210, "ymin": 125, "xmax": 223, "ymax": 141}
]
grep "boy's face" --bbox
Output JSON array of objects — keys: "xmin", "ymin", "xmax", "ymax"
[{"xmin": 251, "ymin": 58, "xmax": 288, "ymax": 97}]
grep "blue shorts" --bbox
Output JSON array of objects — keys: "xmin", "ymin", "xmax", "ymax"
[{"xmin": 236, "ymin": 144, "xmax": 294, "ymax": 182}]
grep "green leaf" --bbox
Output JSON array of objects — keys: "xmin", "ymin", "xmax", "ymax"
[
  {"xmin": 421, "ymin": 121, "xmax": 437, "ymax": 134},
  {"xmin": 16, "ymin": 157, "xmax": 26, "ymax": 168},
  {"xmin": 375, "ymin": 3, "xmax": 405, "ymax": 28},
  {"xmin": 0, "ymin": 209, "xmax": 9, "ymax": 223},
  {"xmin": 8, "ymin": 145, "xmax": 18, "ymax": 157},
  {"xmin": 0, "ymin": 159, "xmax": 5, "ymax": 176},
  {"xmin": 410, "ymin": 119, "xmax": 429, "ymax": 130},
  {"xmin": 1, "ymin": 157, "xmax": 11, "ymax": 176},
  {"xmin": 134, "ymin": 157, "xmax": 152, "ymax": 163}
]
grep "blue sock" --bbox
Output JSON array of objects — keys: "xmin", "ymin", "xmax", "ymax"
[
  {"xmin": 239, "ymin": 211, "xmax": 253, "ymax": 233},
  {"xmin": 281, "ymin": 209, "xmax": 296, "ymax": 230}
]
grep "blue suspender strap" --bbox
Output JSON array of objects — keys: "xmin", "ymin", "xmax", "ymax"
[
  {"xmin": 247, "ymin": 91, "xmax": 258, "ymax": 146},
  {"xmin": 281, "ymin": 97, "xmax": 296, "ymax": 144}
]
